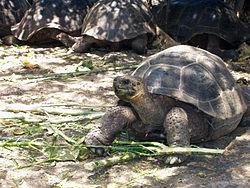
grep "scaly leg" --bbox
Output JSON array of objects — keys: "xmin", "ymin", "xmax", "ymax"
[
  {"xmin": 85, "ymin": 106, "xmax": 137, "ymax": 155},
  {"xmin": 164, "ymin": 107, "xmax": 190, "ymax": 164}
]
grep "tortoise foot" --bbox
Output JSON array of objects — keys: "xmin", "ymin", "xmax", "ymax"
[
  {"xmin": 165, "ymin": 155, "xmax": 187, "ymax": 165},
  {"xmin": 89, "ymin": 147, "xmax": 106, "ymax": 156},
  {"xmin": 84, "ymin": 127, "xmax": 107, "ymax": 155}
]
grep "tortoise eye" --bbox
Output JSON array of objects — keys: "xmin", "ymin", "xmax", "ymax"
[{"xmin": 123, "ymin": 80, "xmax": 130, "ymax": 85}]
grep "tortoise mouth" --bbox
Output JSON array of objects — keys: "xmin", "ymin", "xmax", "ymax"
[{"xmin": 114, "ymin": 85, "xmax": 136, "ymax": 99}]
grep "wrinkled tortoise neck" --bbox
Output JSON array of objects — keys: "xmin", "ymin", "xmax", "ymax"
[
  {"xmin": 129, "ymin": 88, "xmax": 144, "ymax": 101},
  {"xmin": 130, "ymin": 89, "xmax": 165, "ymax": 126}
]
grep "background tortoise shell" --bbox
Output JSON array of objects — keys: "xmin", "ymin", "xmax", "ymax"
[
  {"xmin": 0, "ymin": 0, "xmax": 30, "ymax": 37},
  {"xmin": 153, "ymin": 0, "xmax": 248, "ymax": 46},
  {"xmin": 81, "ymin": 0, "xmax": 156, "ymax": 42},
  {"xmin": 11, "ymin": 0, "xmax": 97, "ymax": 41},
  {"xmin": 132, "ymin": 45, "xmax": 247, "ymax": 120}
]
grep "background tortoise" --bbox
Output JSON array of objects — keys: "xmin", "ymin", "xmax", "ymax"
[
  {"xmin": 150, "ymin": 0, "xmax": 250, "ymax": 59},
  {"xmin": 0, "ymin": 0, "xmax": 30, "ymax": 43},
  {"xmin": 85, "ymin": 45, "xmax": 250, "ymax": 164},
  {"xmin": 71, "ymin": 0, "xmax": 156, "ymax": 54},
  {"xmin": 9, "ymin": 0, "xmax": 98, "ymax": 46}
]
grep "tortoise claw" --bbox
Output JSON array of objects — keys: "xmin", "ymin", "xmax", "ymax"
[
  {"xmin": 165, "ymin": 155, "xmax": 187, "ymax": 165},
  {"xmin": 84, "ymin": 127, "xmax": 109, "ymax": 156},
  {"xmin": 89, "ymin": 147, "xmax": 106, "ymax": 156}
]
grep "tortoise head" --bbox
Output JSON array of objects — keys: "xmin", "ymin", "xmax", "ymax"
[{"xmin": 113, "ymin": 76, "xmax": 145, "ymax": 102}]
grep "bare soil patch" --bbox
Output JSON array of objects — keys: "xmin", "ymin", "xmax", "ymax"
[{"xmin": 0, "ymin": 44, "xmax": 249, "ymax": 187}]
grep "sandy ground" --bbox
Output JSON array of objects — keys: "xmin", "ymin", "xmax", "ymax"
[{"xmin": 0, "ymin": 44, "xmax": 249, "ymax": 188}]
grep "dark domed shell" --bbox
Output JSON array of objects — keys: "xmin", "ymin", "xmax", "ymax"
[
  {"xmin": 132, "ymin": 45, "xmax": 247, "ymax": 119},
  {"xmin": 82, "ymin": 0, "xmax": 156, "ymax": 42},
  {"xmin": 12, "ymin": 0, "xmax": 97, "ymax": 41},
  {"xmin": 0, "ymin": 0, "xmax": 30, "ymax": 37},
  {"xmin": 153, "ymin": 0, "xmax": 247, "ymax": 45}
]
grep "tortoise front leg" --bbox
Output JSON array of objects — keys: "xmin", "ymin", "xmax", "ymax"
[
  {"xmin": 164, "ymin": 107, "xmax": 190, "ymax": 164},
  {"xmin": 85, "ymin": 106, "xmax": 137, "ymax": 155}
]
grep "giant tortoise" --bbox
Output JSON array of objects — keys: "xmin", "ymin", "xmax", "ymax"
[
  {"xmin": 71, "ymin": 0, "xmax": 156, "ymax": 54},
  {"xmin": 85, "ymin": 45, "xmax": 250, "ymax": 164},
  {"xmin": 8, "ymin": 0, "xmax": 98, "ymax": 46}
]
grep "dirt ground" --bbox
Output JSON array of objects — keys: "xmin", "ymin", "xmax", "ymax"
[{"xmin": 0, "ymin": 44, "xmax": 249, "ymax": 188}]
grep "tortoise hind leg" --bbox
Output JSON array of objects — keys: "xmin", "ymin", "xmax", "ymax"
[{"xmin": 131, "ymin": 34, "xmax": 148, "ymax": 54}]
